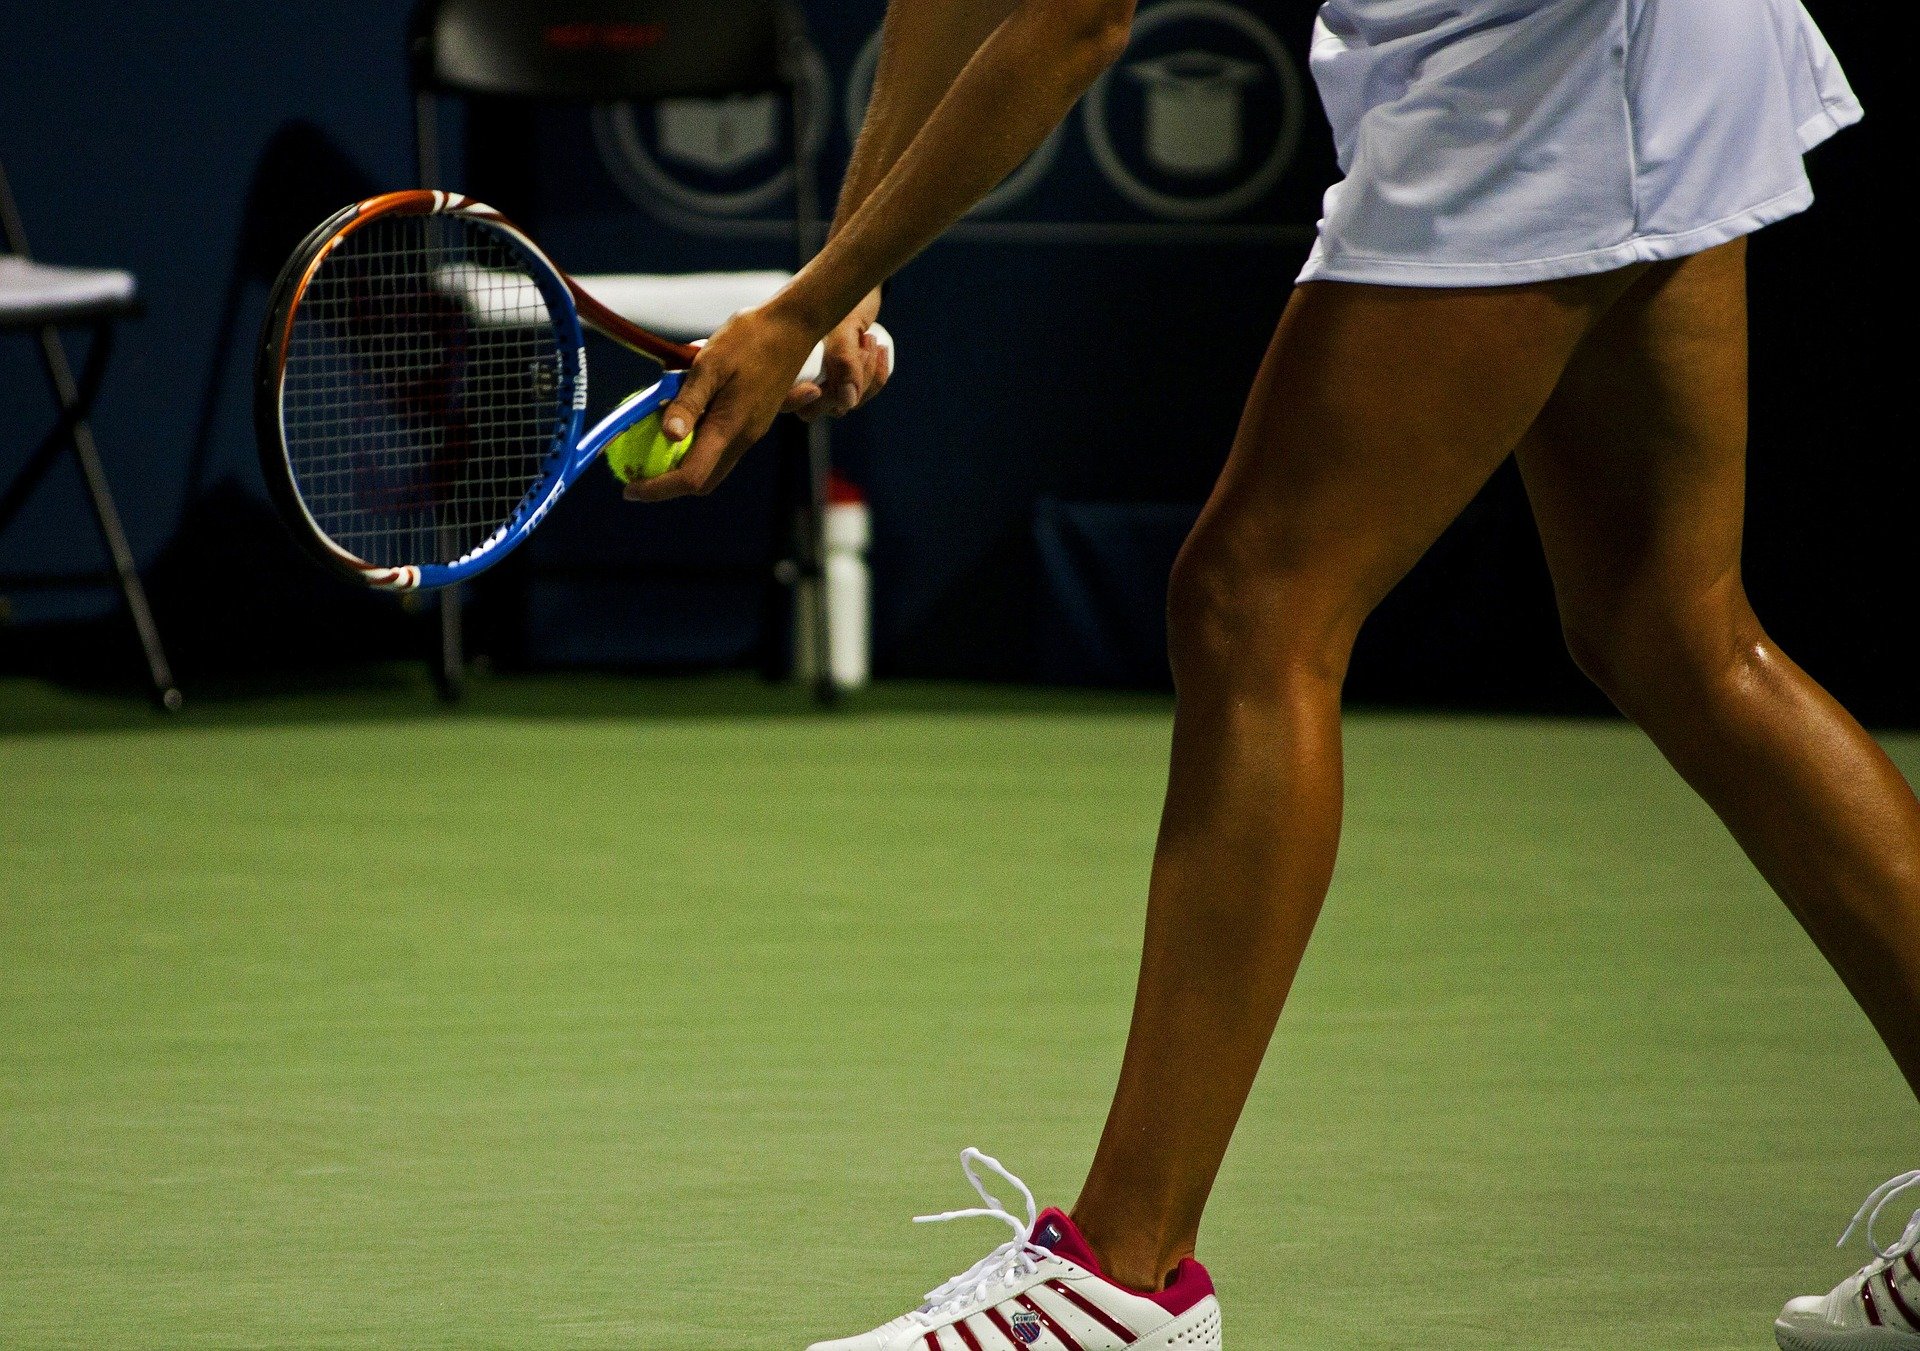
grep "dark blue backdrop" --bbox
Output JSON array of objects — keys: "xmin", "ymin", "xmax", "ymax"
[
  {"xmin": 1, "ymin": 3, "xmax": 416, "ymax": 621},
  {"xmin": 0, "ymin": 0, "xmax": 1326, "ymax": 671},
  {"xmin": 2, "ymin": 2, "xmax": 1909, "ymax": 720}
]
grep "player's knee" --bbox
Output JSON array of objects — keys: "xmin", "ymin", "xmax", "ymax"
[
  {"xmin": 1560, "ymin": 614, "xmax": 1635, "ymax": 701},
  {"xmin": 1558, "ymin": 585, "xmax": 1764, "ymax": 709},
  {"xmin": 1163, "ymin": 542, "xmax": 1230, "ymax": 685},
  {"xmin": 1165, "ymin": 530, "xmax": 1352, "ymax": 694}
]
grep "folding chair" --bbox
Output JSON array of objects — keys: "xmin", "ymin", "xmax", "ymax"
[
  {"xmin": 0, "ymin": 158, "xmax": 180, "ymax": 711},
  {"xmin": 411, "ymin": 0, "xmax": 841, "ymax": 701}
]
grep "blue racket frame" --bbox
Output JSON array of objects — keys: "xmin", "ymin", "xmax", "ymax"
[
  {"xmin": 408, "ymin": 369, "xmax": 684, "ymax": 591},
  {"xmin": 259, "ymin": 191, "xmax": 697, "ymax": 594},
  {"xmin": 262, "ymin": 191, "xmax": 890, "ymax": 595}
]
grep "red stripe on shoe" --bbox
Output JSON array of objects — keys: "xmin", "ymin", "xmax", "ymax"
[
  {"xmin": 924, "ymin": 1333, "xmax": 942, "ymax": 1350},
  {"xmin": 1884, "ymin": 1271, "xmax": 1920, "ymax": 1333},
  {"xmin": 1864, "ymin": 1279, "xmax": 1886, "ymax": 1327},
  {"xmin": 952, "ymin": 1317, "xmax": 986, "ymax": 1351},
  {"xmin": 985, "ymin": 1306, "xmax": 1022, "ymax": 1346},
  {"xmin": 1044, "ymin": 1280, "xmax": 1138, "ymax": 1343},
  {"xmin": 1015, "ymin": 1293, "xmax": 1087, "ymax": 1351}
]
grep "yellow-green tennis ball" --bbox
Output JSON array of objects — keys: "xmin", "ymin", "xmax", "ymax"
[{"xmin": 605, "ymin": 413, "xmax": 693, "ymax": 484}]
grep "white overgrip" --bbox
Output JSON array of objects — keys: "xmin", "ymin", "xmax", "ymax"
[{"xmin": 797, "ymin": 323, "xmax": 895, "ymax": 385}]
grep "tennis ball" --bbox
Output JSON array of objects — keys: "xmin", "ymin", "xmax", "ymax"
[{"xmin": 605, "ymin": 412, "xmax": 693, "ymax": 485}]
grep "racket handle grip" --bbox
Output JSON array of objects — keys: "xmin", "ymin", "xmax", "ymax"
[{"xmin": 798, "ymin": 323, "xmax": 894, "ymax": 387}]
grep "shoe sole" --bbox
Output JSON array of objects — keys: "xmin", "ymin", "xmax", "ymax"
[{"xmin": 1776, "ymin": 1321, "xmax": 1920, "ymax": 1351}]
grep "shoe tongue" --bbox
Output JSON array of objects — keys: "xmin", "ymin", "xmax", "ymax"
[{"xmin": 1028, "ymin": 1207, "xmax": 1106, "ymax": 1276}]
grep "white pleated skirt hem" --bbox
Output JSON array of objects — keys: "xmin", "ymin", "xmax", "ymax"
[
  {"xmin": 1296, "ymin": 0, "xmax": 1863, "ymax": 290},
  {"xmin": 1300, "ymin": 163, "xmax": 1826, "ymax": 289},
  {"xmin": 1797, "ymin": 92, "xmax": 1865, "ymax": 152},
  {"xmin": 1299, "ymin": 185, "xmax": 1799, "ymax": 287}
]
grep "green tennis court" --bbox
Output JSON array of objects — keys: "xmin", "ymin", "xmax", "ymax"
[{"xmin": 4, "ymin": 675, "xmax": 1915, "ymax": 1349}]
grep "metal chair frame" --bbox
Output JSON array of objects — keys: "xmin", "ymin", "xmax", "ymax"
[
  {"xmin": 0, "ymin": 158, "xmax": 180, "ymax": 711},
  {"xmin": 409, "ymin": 0, "xmax": 838, "ymax": 702}
]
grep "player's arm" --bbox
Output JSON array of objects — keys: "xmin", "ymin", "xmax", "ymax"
[
  {"xmin": 838, "ymin": 0, "xmax": 1027, "ymax": 245},
  {"xmin": 792, "ymin": 0, "xmax": 1136, "ymax": 336},
  {"xmin": 791, "ymin": 0, "xmax": 1023, "ymax": 421},
  {"xmin": 635, "ymin": 0, "xmax": 1135, "ymax": 502}
]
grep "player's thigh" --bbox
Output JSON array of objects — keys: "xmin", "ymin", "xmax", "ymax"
[
  {"xmin": 1181, "ymin": 271, "xmax": 1641, "ymax": 652},
  {"xmin": 1514, "ymin": 239, "xmax": 1751, "ymax": 652}
]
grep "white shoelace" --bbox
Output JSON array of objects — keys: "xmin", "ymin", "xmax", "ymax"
[
  {"xmin": 909, "ymin": 1148, "xmax": 1051, "ymax": 1324},
  {"xmin": 1837, "ymin": 1171, "xmax": 1920, "ymax": 1264}
]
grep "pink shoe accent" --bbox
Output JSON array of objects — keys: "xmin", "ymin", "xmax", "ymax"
[
  {"xmin": 1029, "ymin": 1208, "xmax": 1218, "ymax": 1318},
  {"xmin": 1030, "ymin": 1209, "xmax": 1103, "ymax": 1271},
  {"xmin": 1147, "ymin": 1260, "xmax": 1216, "ymax": 1318}
]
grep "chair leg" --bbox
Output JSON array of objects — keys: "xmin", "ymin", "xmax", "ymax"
[
  {"xmin": 0, "ymin": 424, "xmax": 69, "ymax": 537},
  {"xmin": 803, "ymin": 417, "xmax": 837, "ymax": 705},
  {"xmin": 36, "ymin": 322, "xmax": 180, "ymax": 711},
  {"xmin": 2, "ymin": 321, "xmax": 117, "ymax": 535},
  {"xmin": 786, "ymin": 68, "xmax": 837, "ymax": 705},
  {"xmin": 435, "ymin": 585, "xmax": 464, "ymax": 702}
]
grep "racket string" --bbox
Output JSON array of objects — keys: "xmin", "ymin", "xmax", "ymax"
[{"xmin": 280, "ymin": 214, "xmax": 575, "ymax": 568}]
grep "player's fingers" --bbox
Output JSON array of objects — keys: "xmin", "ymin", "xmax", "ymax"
[
  {"xmin": 626, "ymin": 413, "xmax": 727, "ymax": 501},
  {"xmin": 678, "ymin": 411, "xmax": 751, "ymax": 497},
  {"xmin": 625, "ymin": 429, "xmax": 723, "ymax": 501},
  {"xmin": 816, "ymin": 327, "xmax": 866, "ymax": 417},
  {"xmin": 624, "ymin": 464, "xmax": 693, "ymax": 502},
  {"xmin": 660, "ymin": 357, "xmax": 720, "ymax": 443},
  {"xmin": 625, "ymin": 452, "xmax": 710, "ymax": 502},
  {"xmin": 816, "ymin": 332, "xmax": 888, "ymax": 418},
  {"xmin": 627, "ymin": 404, "xmax": 755, "ymax": 502},
  {"xmin": 783, "ymin": 382, "xmax": 825, "ymax": 417},
  {"xmin": 860, "ymin": 330, "xmax": 892, "ymax": 401},
  {"xmin": 798, "ymin": 333, "xmax": 890, "ymax": 422}
]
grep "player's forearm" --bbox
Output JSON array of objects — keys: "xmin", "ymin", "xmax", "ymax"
[
  {"xmin": 779, "ymin": 0, "xmax": 1134, "ymax": 335},
  {"xmin": 832, "ymin": 0, "xmax": 1023, "ymax": 236}
]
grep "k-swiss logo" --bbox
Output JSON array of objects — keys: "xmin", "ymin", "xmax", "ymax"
[{"xmin": 1008, "ymin": 1309, "xmax": 1044, "ymax": 1344}]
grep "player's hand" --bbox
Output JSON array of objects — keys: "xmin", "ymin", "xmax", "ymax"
[
  {"xmin": 628, "ymin": 290, "xmax": 891, "ymax": 503},
  {"xmin": 796, "ymin": 288, "xmax": 890, "ymax": 423},
  {"xmin": 627, "ymin": 305, "xmax": 820, "ymax": 503}
]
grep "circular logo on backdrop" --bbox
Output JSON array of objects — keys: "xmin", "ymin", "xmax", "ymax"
[
  {"xmin": 1083, "ymin": 0, "xmax": 1306, "ymax": 220},
  {"xmin": 593, "ymin": 40, "xmax": 832, "ymax": 222},
  {"xmin": 843, "ymin": 26, "xmax": 1066, "ymax": 219}
]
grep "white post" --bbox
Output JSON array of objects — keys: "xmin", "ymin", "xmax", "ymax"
[{"xmin": 823, "ymin": 476, "xmax": 871, "ymax": 689}]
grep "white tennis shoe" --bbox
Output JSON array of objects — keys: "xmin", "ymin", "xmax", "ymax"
[
  {"xmin": 806, "ymin": 1148, "xmax": 1222, "ymax": 1351},
  {"xmin": 1778, "ymin": 1172, "xmax": 1920, "ymax": 1350}
]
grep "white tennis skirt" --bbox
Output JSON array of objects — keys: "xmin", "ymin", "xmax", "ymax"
[{"xmin": 1297, "ymin": 0, "xmax": 1863, "ymax": 287}]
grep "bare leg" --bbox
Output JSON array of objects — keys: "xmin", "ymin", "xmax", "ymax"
[
  {"xmin": 1516, "ymin": 239, "xmax": 1920, "ymax": 1102},
  {"xmin": 1071, "ymin": 271, "xmax": 1642, "ymax": 1290}
]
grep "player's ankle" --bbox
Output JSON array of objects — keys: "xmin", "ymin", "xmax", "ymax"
[{"xmin": 1069, "ymin": 1209, "xmax": 1191, "ymax": 1294}]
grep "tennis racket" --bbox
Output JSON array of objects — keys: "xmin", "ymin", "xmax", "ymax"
[{"xmin": 254, "ymin": 189, "xmax": 892, "ymax": 592}]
